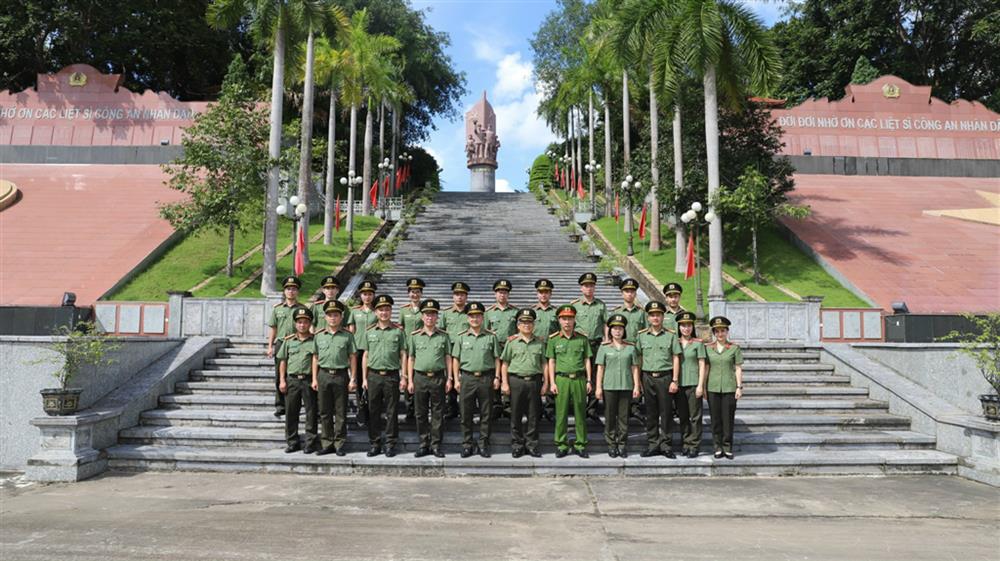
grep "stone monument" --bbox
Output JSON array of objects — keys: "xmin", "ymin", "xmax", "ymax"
[{"xmin": 465, "ymin": 91, "xmax": 500, "ymax": 192}]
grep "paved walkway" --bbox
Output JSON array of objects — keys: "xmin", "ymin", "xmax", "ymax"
[{"xmin": 1, "ymin": 472, "xmax": 997, "ymax": 560}]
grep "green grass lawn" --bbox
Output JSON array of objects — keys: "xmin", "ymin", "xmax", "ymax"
[
  {"xmin": 591, "ymin": 216, "xmax": 868, "ymax": 308},
  {"xmin": 107, "ymin": 216, "xmax": 381, "ymax": 301}
]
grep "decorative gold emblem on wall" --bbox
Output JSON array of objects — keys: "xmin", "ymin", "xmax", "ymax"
[
  {"xmin": 881, "ymin": 83, "xmax": 900, "ymax": 98},
  {"xmin": 69, "ymin": 72, "xmax": 88, "ymax": 87}
]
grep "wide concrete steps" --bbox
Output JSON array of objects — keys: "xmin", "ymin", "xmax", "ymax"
[{"xmin": 105, "ymin": 444, "xmax": 957, "ymax": 477}]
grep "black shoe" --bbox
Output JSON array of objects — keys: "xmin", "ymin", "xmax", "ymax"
[
  {"xmin": 687, "ymin": 449, "xmax": 699, "ymax": 458},
  {"xmin": 640, "ymin": 449, "xmax": 659, "ymax": 458},
  {"xmin": 335, "ymin": 448, "xmax": 347, "ymax": 457},
  {"xmin": 619, "ymin": 449, "xmax": 629, "ymax": 458},
  {"xmin": 316, "ymin": 445, "xmax": 336, "ymax": 456},
  {"xmin": 725, "ymin": 452, "xmax": 734, "ymax": 460},
  {"xmin": 304, "ymin": 443, "xmax": 320, "ymax": 454},
  {"xmin": 664, "ymin": 450, "xmax": 676, "ymax": 459},
  {"xmin": 512, "ymin": 449, "xmax": 524, "ymax": 458},
  {"xmin": 461, "ymin": 448, "xmax": 474, "ymax": 458},
  {"xmin": 415, "ymin": 447, "xmax": 431, "ymax": 458},
  {"xmin": 527, "ymin": 449, "xmax": 542, "ymax": 458},
  {"xmin": 274, "ymin": 410, "xmax": 285, "ymax": 418},
  {"xmin": 385, "ymin": 447, "xmax": 397, "ymax": 458},
  {"xmin": 608, "ymin": 448, "xmax": 619, "ymax": 458},
  {"xmin": 367, "ymin": 446, "xmax": 382, "ymax": 457},
  {"xmin": 479, "ymin": 447, "xmax": 491, "ymax": 458},
  {"xmin": 714, "ymin": 450, "xmax": 724, "ymax": 459},
  {"xmin": 555, "ymin": 449, "xmax": 568, "ymax": 458},
  {"xmin": 577, "ymin": 449, "xmax": 589, "ymax": 459},
  {"xmin": 433, "ymin": 449, "xmax": 445, "ymax": 458},
  {"xmin": 284, "ymin": 443, "xmax": 301, "ymax": 454}
]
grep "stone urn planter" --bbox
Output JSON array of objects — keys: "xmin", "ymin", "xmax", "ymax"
[
  {"xmin": 547, "ymin": 207, "xmax": 557, "ymax": 215},
  {"xmin": 586, "ymin": 254, "xmax": 601, "ymax": 263},
  {"xmin": 980, "ymin": 394, "xmax": 1000, "ymax": 422},
  {"xmin": 568, "ymin": 233, "xmax": 582, "ymax": 243},
  {"xmin": 558, "ymin": 218, "xmax": 570, "ymax": 227},
  {"xmin": 604, "ymin": 273, "xmax": 622, "ymax": 286},
  {"xmin": 34, "ymin": 321, "xmax": 119, "ymax": 416},
  {"xmin": 40, "ymin": 388, "xmax": 83, "ymax": 416}
]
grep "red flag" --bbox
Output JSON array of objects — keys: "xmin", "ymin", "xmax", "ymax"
[
  {"xmin": 614, "ymin": 193, "xmax": 620, "ymax": 223},
  {"xmin": 553, "ymin": 163, "xmax": 559, "ymax": 182},
  {"xmin": 369, "ymin": 180, "xmax": 378, "ymax": 209},
  {"xmin": 685, "ymin": 232, "xmax": 696, "ymax": 279},
  {"xmin": 334, "ymin": 197, "xmax": 341, "ymax": 231},
  {"xmin": 383, "ymin": 175, "xmax": 390, "ymax": 198},
  {"xmin": 395, "ymin": 168, "xmax": 402, "ymax": 190},
  {"xmin": 294, "ymin": 223, "xmax": 306, "ymax": 276},
  {"xmin": 638, "ymin": 204, "xmax": 647, "ymax": 240},
  {"xmin": 570, "ymin": 168, "xmax": 575, "ymax": 189},
  {"xmin": 577, "ymin": 177, "xmax": 585, "ymax": 200}
]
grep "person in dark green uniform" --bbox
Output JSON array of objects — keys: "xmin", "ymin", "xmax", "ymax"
[
  {"xmin": 546, "ymin": 304, "xmax": 593, "ymax": 458},
  {"xmin": 452, "ymin": 301, "xmax": 501, "ymax": 458},
  {"xmin": 532, "ymin": 279, "xmax": 557, "ymax": 342},
  {"xmin": 662, "ymin": 282, "xmax": 685, "ymax": 332},
  {"xmin": 500, "ymin": 308, "xmax": 547, "ymax": 458},
  {"xmin": 636, "ymin": 301, "xmax": 682, "ymax": 458},
  {"xmin": 277, "ymin": 306, "xmax": 318, "ymax": 453},
  {"xmin": 359, "ymin": 294, "xmax": 406, "ymax": 457},
  {"xmin": 595, "ymin": 314, "xmax": 641, "ymax": 458},
  {"xmin": 406, "ymin": 298, "xmax": 451, "ymax": 458},
  {"xmin": 348, "ymin": 279, "xmax": 378, "ymax": 428},
  {"xmin": 705, "ymin": 316, "xmax": 743, "ymax": 459},
  {"xmin": 572, "ymin": 272, "xmax": 606, "ymax": 423},
  {"xmin": 311, "ymin": 276, "xmax": 351, "ymax": 332},
  {"xmin": 676, "ymin": 311, "xmax": 707, "ymax": 457},
  {"xmin": 440, "ymin": 281, "xmax": 470, "ymax": 419},
  {"xmin": 399, "ymin": 278, "xmax": 425, "ymax": 423},
  {"xmin": 486, "ymin": 279, "xmax": 518, "ymax": 419},
  {"xmin": 312, "ymin": 299, "xmax": 357, "ymax": 456},
  {"xmin": 612, "ymin": 278, "xmax": 647, "ymax": 343},
  {"xmin": 268, "ymin": 276, "xmax": 303, "ymax": 418}
]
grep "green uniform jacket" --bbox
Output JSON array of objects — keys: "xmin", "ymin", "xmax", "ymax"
[
  {"xmin": 635, "ymin": 328, "xmax": 681, "ymax": 371},
  {"xmin": 595, "ymin": 342, "xmax": 639, "ymax": 391},
  {"xmin": 359, "ymin": 323, "xmax": 405, "ymax": 371},
  {"xmin": 501, "ymin": 334, "xmax": 546, "ymax": 375},
  {"xmin": 311, "ymin": 299, "xmax": 352, "ymax": 330},
  {"xmin": 571, "ymin": 298, "xmax": 607, "ymax": 341},
  {"xmin": 706, "ymin": 343, "xmax": 744, "ymax": 393},
  {"xmin": 399, "ymin": 303, "xmax": 423, "ymax": 345},
  {"xmin": 407, "ymin": 329, "xmax": 451, "ymax": 372},
  {"xmin": 268, "ymin": 301, "xmax": 300, "ymax": 339},
  {"xmin": 611, "ymin": 303, "xmax": 647, "ymax": 342},
  {"xmin": 348, "ymin": 306, "xmax": 377, "ymax": 349},
  {"xmin": 678, "ymin": 338, "xmax": 708, "ymax": 386},
  {"xmin": 277, "ymin": 334, "xmax": 317, "ymax": 375},
  {"xmin": 314, "ymin": 328, "xmax": 356, "ymax": 370},
  {"xmin": 664, "ymin": 307, "xmax": 685, "ymax": 332},
  {"xmin": 452, "ymin": 329, "xmax": 501, "ymax": 372},
  {"xmin": 532, "ymin": 304, "xmax": 558, "ymax": 342},
  {"xmin": 440, "ymin": 305, "xmax": 469, "ymax": 341},
  {"xmin": 485, "ymin": 304, "xmax": 519, "ymax": 342},
  {"xmin": 545, "ymin": 331, "xmax": 592, "ymax": 373}
]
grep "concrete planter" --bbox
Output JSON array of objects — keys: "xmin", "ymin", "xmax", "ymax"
[
  {"xmin": 574, "ymin": 212, "xmax": 593, "ymax": 224},
  {"xmin": 558, "ymin": 218, "xmax": 570, "ymax": 227},
  {"xmin": 40, "ymin": 388, "xmax": 83, "ymax": 416},
  {"xmin": 568, "ymin": 233, "xmax": 582, "ymax": 243},
  {"xmin": 980, "ymin": 394, "xmax": 1000, "ymax": 422},
  {"xmin": 603, "ymin": 274, "xmax": 622, "ymax": 287}
]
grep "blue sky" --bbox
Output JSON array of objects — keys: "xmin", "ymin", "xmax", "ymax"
[{"xmin": 415, "ymin": 1, "xmax": 785, "ymax": 192}]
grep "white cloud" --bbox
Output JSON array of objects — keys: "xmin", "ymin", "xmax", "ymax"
[
  {"xmin": 494, "ymin": 53, "xmax": 533, "ymax": 102},
  {"xmin": 495, "ymin": 178, "xmax": 514, "ymax": 192},
  {"xmin": 493, "ymin": 83, "xmax": 557, "ymax": 154}
]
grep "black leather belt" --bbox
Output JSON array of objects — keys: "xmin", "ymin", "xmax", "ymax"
[
  {"xmin": 319, "ymin": 368, "xmax": 348, "ymax": 375},
  {"xmin": 461, "ymin": 369, "xmax": 495, "ymax": 377},
  {"xmin": 371, "ymin": 370, "xmax": 398, "ymax": 376},
  {"xmin": 511, "ymin": 373, "xmax": 542, "ymax": 380},
  {"xmin": 416, "ymin": 370, "xmax": 444, "ymax": 378},
  {"xmin": 642, "ymin": 370, "xmax": 673, "ymax": 378},
  {"xmin": 556, "ymin": 372, "xmax": 583, "ymax": 379},
  {"xmin": 288, "ymin": 373, "xmax": 310, "ymax": 379}
]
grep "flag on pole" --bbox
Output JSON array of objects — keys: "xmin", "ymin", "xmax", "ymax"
[
  {"xmin": 614, "ymin": 193, "xmax": 620, "ymax": 223},
  {"xmin": 334, "ymin": 197, "xmax": 340, "ymax": 231},
  {"xmin": 383, "ymin": 175, "xmax": 390, "ymax": 198},
  {"xmin": 685, "ymin": 233, "xmax": 696, "ymax": 279},
  {"xmin": 294, "ymin": 223, "xmax": 306, "ymax": 276},
  {"xmin": 395, "ymin": 168, "xmax": 402, "ymax": 191},
  {"xmin": 638, "ymin": 204, "xmax": 647, "ymax": 240},
  {"xmin": 553, "ymin": 163, "xmax": 559, "ymax": 183},
  {"xmin": 577, "ymin": 177, "xmax": 585, "ymax": 200},
  {"xmin": 369, "ymin": 180, "xmax": 378, "ymax": 209}
]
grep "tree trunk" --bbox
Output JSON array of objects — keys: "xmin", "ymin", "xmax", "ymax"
[
  {"xmin": 261, "ymin": 22, "xmax": 285, "ymax": 295},
  {"xmin": 227, "ymin": 220, "xmax": 236, "ymax": 277},
  {"xmin": 576, "ymin": 106, "xmax": 583, "ymax": 197},
  {"xmin": 705, "ymin": 65, "xmax": 724, "ymax": 299},
  {"xmin": 649, "ymin": 71, "xmax": 661, "ymax": 251},
  {"xmin": 673, "ymin": 104, "xmax": 687, "ymax": 272},
  {"xmin": 588, "ymin": 91, "xmax": 595, "ymax": 213},
  {"xmin": 362, "ymin": 102, "xmax": 373, "ymax": 215},
  {"xmin": 622, "ymin": 72, "xmax": 632, "ymax": 236},
  {"xmin": 391, "ymin": 105, "xmax": 399, "ymax": 195},
  {"xmin": 296, "ymin": 29, "xmax": 315, "ymax": 265},
  {"xmin": 603, "ymin": 95, "xmax": 612, "ymax": 217},
  {"xmin": 569, "ymin": 108, "xmax": 575, "ymax": 196},
  {"xmin": 323, "ymin": 88, "xmax": 336, "ymax": 245},
  {"xmin": 378, "ymin": 100, "xmax": 385, "ymax": 166},
  {"xmin": 348, "ymin": 104, "xmax": 357, "ymax": 240},
  {"xmin": 752, "ymin": 225, "xmax": 761, "ymax": 284}
]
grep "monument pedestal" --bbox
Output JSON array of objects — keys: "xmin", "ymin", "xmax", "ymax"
[{"xmin": 469, "ymin": 165, "xmax": 496, "ymax": 193}]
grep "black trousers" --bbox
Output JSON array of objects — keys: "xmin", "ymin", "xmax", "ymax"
[
  {"xmin": 367, "ymin": 371, "xmax": 400, "ymax": 447},
  {"xmin": 272, "ymin": 340, "xmax": 285, "ymax": 414},
  {"xmin": 642, "ymin": 373, "xmax": 675, "ymax": 452},
  {"xmin": 508, "ymin": 374, "xmax": 543, "ymax": 451},
  {"xmin": 460, "ymin": 373, "xmax": 494, "ymax": 449},
  {"xmin": 414, "ymin": 372, "xmax": 446, "ymax": 449},
  {"xmin": 317, "ymin": 369, "xmax": 349, "ymax": 450},
  {"xmin": 285, "ymin": 375, "xmax": 318, "ymax": 448},
  {"xmin": 707, "ymin": 391, "xmax": 737, "ymax": 454}
]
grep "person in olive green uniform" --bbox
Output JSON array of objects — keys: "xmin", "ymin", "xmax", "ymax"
[
  {"xmin": 406, "ymin": 298, "xmax": 451, "ymax": 458},
  {"xmin": 486, "ymin": 279, "xmax": 518, "ymax": 420},
  {"xmin": 348, "ymin": 280, "xmax": 378, "ymax": 428},
  {"xmin": 311, "ymin": 276, "xmax": 351, "ymax": 332},
  {"xmin": 612, "ymin": 279, "xmax": 646, "ymax": 343},
  {"xmin": 500, "ymin": 309, "xmax": 548, "ymax": 458},
  {"xmin": 452, "ymin": 302, "xmax": 501, "ymax": 458},
  {"xmin": 705, "ymin": 316, "xmax": 744, "ymax": 459},
  {"xmin": 399, "ymin": 278, "xmax": 425, "ymax": 423},
  {"xmin": 595, "ymin": 314, "xmax": 641, "ymax": 458},
  {"xmin": 440, "ymin": 281, "xmax": 469, "ymax": 420},
  {"xmin": 662, "ymin": 282, "xmax": 685, "ymax": 332},
  {"xmin": 676, "ymin": 311, "xmax": 708, "ymax": 457},
  {"xmin": 312, "ymin": 300, "xmax": 357, "ymax": 456},
  {"xmin": 572, "ymin": 272, "xmax": 606, "ymax": 423},
  {"xmin": 532, "ymin": 279, "xmax": 558, "ymax": 342},
  {"xmin": 359, "ymin": 294, "xmax": 406, "ymax": 457},
  {"xmin": 546, "ymin": 305, "xmax": 593, "ymax": 458},
  {"xmin": 268, "ymin": 276, "xmax": 303, "ymax": 418},
  {"xmin": 636, "ymin": 301, "xmax": 682, "ymax": 458},
  {"xmin": 277, "ymin": 306, "xmax": 319, "ymax": 453}
]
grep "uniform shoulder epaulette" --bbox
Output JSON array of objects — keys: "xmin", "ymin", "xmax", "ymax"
[
  {"xmin": 314, "ymin": 328, "xmax": 327, "ymax": 335},
  {"xmin": 549, "ymin": 330, "xmax": 561, "ymax": 338},
  {"xmin": 435, "ymin": 328, "xmax": 448, "ymax": 334},
  {"xmin": 533, "ymin": 303, "xmax": 544, "ymax": 309},
  {"xmin": 283, "ymin": 333, "xmax": 296, "ymax": 340},
  {"xmin": 273, "ymin": 301, "xmax": 284, "ymax": 308},
  {"xmin": 486, "ymin": 303, "xmax": 498, "ymax": 311},
  {"xmin": 312, "ymin": 298, "xmax": 326, "ymax": 305},
  {"xmin": 692, "ymin": 337, "xmax": 703, "ymax": 343},
  {"xmin": 484, "ymin": 328, "xmax": 496, "ymax": 334},
  {"xmin": 351, "ymin": 304, "xmax": 365, "ymax": 310},
  {"xmin": 600, "ymin": 340, "xmax": 612, "ymax": 346},
  {"xmin": 507, "ymin": 334, "xmax": 519, "ymax": 341},
  {"xmin": 392, "ymin": 322, "xmax": 403, "ymax": 329},
  {"xmin": 457, "ymin": 328, "xmax": 471, "ymax": 336},
  {"xmin": 574, "ymin": 330, "xmax": 588, "ymax": 338},
  {"xmin": 637, "ymin": 328, "xmax": 650, "ymax": 334},
  {"xmin": 569, "ymin": 298, "xmax": 580, "ymax": 304},
  {"xmin": 613, "ymin": 304, "xmax": 624, "ymax": 311},
  {"xmin": 366, "ymin": 323, "xmax": 379, "ymax": 331},
  {"xmin": 410, "ymin": 328, "xmax": 423, "ymax": 335},
  {"xmin": 666, "ymin": 328, "xmax": 676, "ymax": 334}
]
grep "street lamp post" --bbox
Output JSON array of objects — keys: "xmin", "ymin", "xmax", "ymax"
[
  {"xmin": 398, "ymin": 152, "xmax": 413, "ymax": 193},
  {"xmin": 681, "ymin": 202, "xmax": 716, "ymax": 320},
  {"xmin": 339, "ymin": 171, "xmax": 363, "ymax": 252},
  {"xmin": 377, "ymin": 157, "xmax": 390, "ymax": 220},
  {"xmin": 584, "ymin": 159, "xmax": 601, "ymax": 216},
  {"xmin": 621, "ymin": 175, "xmax": 640, "ymax": 256},
  {"xmin": 275, "ymin": 196, "xmax": 308, "ymax": 271}
]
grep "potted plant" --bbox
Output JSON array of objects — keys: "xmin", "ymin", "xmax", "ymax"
[
  {"xmin": 942, "ymin": 313, "xmax": 1000, "ymax": 422},
  {"xmin": 597, "ymin": 257, "xmax": 622, "ymax": 286},
  {"xmin": 563, "ymin": 224, "xmax": 581, "ymax": 243},
  {"xmin": 34, "ymin": 321, "xmax": 120, "ymax": 416}
]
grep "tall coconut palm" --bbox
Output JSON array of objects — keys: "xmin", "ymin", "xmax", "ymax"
[{"xmin": 313, "ymin": 36, "xmax": 351, "ymax": 244}]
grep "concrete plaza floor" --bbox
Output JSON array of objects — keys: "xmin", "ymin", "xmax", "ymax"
[{"xmin": 1, "ymin": 472, "xmax": 997, "ymax": 561}]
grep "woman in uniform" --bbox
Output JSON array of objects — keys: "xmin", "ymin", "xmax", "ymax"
[
  {"xmin": 705, "ymin": 316, "xmax": 744, "ymax": 459},
  {"xmin": 676, "ymin": 311, "xmax": 707, "ymax": 458},
  {"xmin": 595, "ymin": 314, "xmax": 641, "ymax": 458}
]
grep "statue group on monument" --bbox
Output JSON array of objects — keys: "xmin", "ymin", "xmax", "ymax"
[{"xmin": 465, "ymin": 118, "xmax": 500, "ymax": 165}]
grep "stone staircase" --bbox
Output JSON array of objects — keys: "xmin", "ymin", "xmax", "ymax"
[{"xmin": 105, "ymin": 192, "xmax": 957, "ymax": 476}]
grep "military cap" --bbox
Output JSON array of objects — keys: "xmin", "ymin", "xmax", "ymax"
[
  {"xmin": 493, "ymin": 279, "xmax": 512, "ymax": 292},
  {"xmin": 606, "ymin": 313, "xmax": 628, "ymax": 328},
  {"xmin": 358, "ymin": 280, "xmax": 377, "ymax": 293},
  {"xmin": 406, "ymin": 277, "xmax": 426, "ymax": 290},
  {"xmin": 292, "ymin": 306, "xmax": 313, "ymax": 321},
  {"xmin": 709, "ymin": 316, "xmax": 732, "ymax": 329},
  {"xmin": 620, "ymin": 278, "xmax": 640, "ymax": 291},
  {"xmin": 323, "ymin": 300, "xmax": 346, "ymax": 314},
  {"xmin": 676, "ymin": 311, "xmax": 697, "ymax": 324},
  {"xmin": 556, "ymin": 304, "xmax": 577, "ymax": 318},
  {"xmin": 645, "ymin": 301, "xmax": 667, "ymax": 314},
  {"xmin": 534, "ymin": 278, "xmax": 554, "ymax": 292},
  {"xmin": 578, "ymin": 272, "xmax": 598, "ymax": 285},
  {"xmin": 662, "ymin": 282, "xmax": 683, "ymax": 296},
  {"xmin": 320, "ymin": 275, "xmax": 340, "ymax": 289},
  {"xmin": 282, "ymin": 275, "xmax": 302, "ymax": 289},
  {"xmin": 464, "ymin": 302, "xmax": 486, "ymax": 315},
  {"xmin": 516, "ymin": 308, "xmax": 537, "ymax": 323},
  {"xmin": 451, "ymin": 281, "xmax": 470, "ymax": 294},
  {"xmin": 374, "ymin": 294, "xmax": 394, "ymax": 309},
  {"xmin": 420, "ymin": 299, "xmax": 441, "ymax": 313}
]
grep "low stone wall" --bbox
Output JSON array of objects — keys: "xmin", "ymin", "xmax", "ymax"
[
  {"xmin": 0, "ymin": 336, "xmax": 181, "ymax": 471},
  {"xmin": 710, "ymin": 299, "xmax": 823, "ymax": 345}
]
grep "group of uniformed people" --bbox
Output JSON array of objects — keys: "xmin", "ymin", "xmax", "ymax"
[{"xmin": 267, "ymin": 272, "xmax": 745, "ymax": 459}]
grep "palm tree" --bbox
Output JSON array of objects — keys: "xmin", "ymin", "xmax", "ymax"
[
  {"xmin": 207, "ymin": 0, "xmax": 330, "ymax": 294},
  {"xmin": 313, "ymin": 36, "xmax": 350, "ymax": 244}
]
